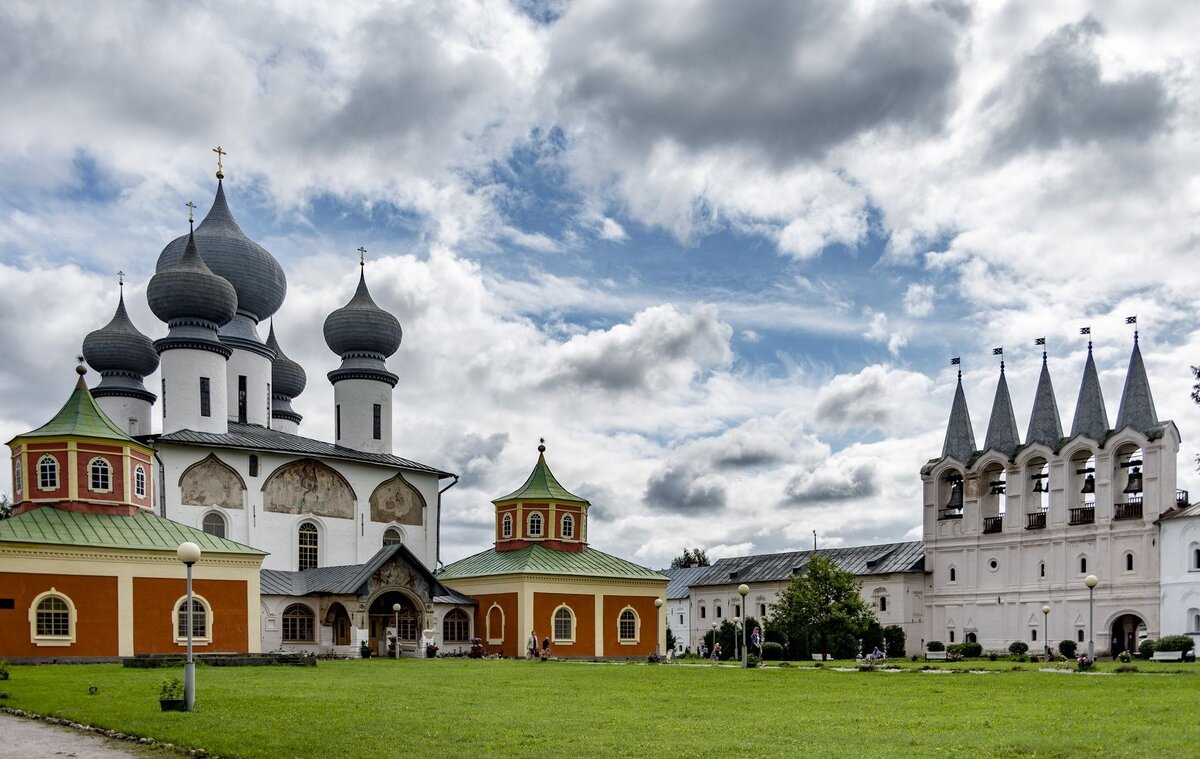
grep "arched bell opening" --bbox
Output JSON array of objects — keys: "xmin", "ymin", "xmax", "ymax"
[
  {"xmin": 1069, "ymin": 450, "xmax": 1097, "ymax": 525},
  {"xmin": 1025, "ymin": 457, "xmax": 1049, "ymax": 529},
  {"xmin": 938, "ymin": 470, "xmax": 965, "ymax": 520},
  {"xmin": 981, "ymin": 462, "xmax": 1006, "ymax": 533},
  {"xmin": 1113, "ymin": 443, "xmax": 1144, "ymax": 521}
]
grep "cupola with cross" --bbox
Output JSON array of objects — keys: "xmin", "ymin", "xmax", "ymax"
[{"xmin": 493, "ymin": 440, "xmax": 589, "ymax": 552}]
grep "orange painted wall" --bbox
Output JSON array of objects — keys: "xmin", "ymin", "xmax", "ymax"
[
  {"xmin": 534, "ymin": 591, "xmax": 595, "ymax": 658},
  {"xmin": 472, "ymin": 592, "xmax": 518, "ymax": 657},
  {"xmin": 132, "ymin": 578, "xmax": 250, "ymax": 653},
  {"xmin": 0, "ymin": 572, "xmax": 119, "ymax": 657},
  {"xmin": 601, "ymin": 594, "xmax": 659, "ymax": 657}
]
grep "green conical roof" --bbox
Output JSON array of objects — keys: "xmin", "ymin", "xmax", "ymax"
[
  {"xmin": 9, "ymin": 370, "xmax": 138, "ymax": 445},
  {"xmin": 494, "ymin": 446, "xmax": 589, "ymax": 504}
]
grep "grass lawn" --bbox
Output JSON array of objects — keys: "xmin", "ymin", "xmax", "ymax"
[{"xmin": 3, "ymin": 658, "xmax": 1199, "ymax": 758}]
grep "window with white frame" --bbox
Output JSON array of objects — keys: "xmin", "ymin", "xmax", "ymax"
[
  {"xmin": 552, "ymin": 606, "xmax": 574, "ymax": 643},
  {"xmin": 383, "ymin": 527, "xmax": 403, "ymax": 546},
  {"xmin": 134, "ymin": 465, "xmax": 146, "ymax": 498},
  {"xmin": 502, "ymin": 513, "xmax": 513, "ymax": 538},
  {"xmin": 298, "ymin": 522, "xmax": 318, "ymax": 570},
  {"xmin": 1191, "ymin": 544, "xmax": 1199, "ymax": 570},
  {"xmin": 38, "ymin": 455, "xmax": 58, "ymax": 490},
  {"xmin": 88, "ymin": 457, "xmax": 111, "ymax": 492},
  {"xmin": 1190, "ymin": 609, "xmax": 1200, "ymax": 633},
  {"xmin": 14, "ymin": 462, "xmax": 21, "ymax": 495},
  {"xmin": 202, "ymin": 511, "xmax": 227, "ymax": 539},
  {"xmin": 443, "ymin": 609, "xmax": 470, "ymax": 642},
  {"xmin": 528, "ymin": 511, "xmax": 543, "ymax": 537},
  {"xmin": 282, "ymin": 604, "xmax": 315, "ymax": 642},
  {"xmin": 174, "ymin": 596, "xmax": 210, "ymax": 643},
  {"xmin": 618, "ymin": 608, "xmax": 638, "ymax": 643},
  {"xmin": 562, "ymin": 514, "xmax": 574, "ymax": 539},
  {"xmin": 486, "ymin": 604, "xmax": 504, "ymax": 644},
  {"xmin": 30, "ymin": 591, "xmax": 75, "ymax": 646}
]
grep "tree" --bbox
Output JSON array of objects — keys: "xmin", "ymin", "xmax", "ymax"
[
  {"xmin": 771, "ymin": 555, "xmax": 873, "ymax": 659},
  {"xmin": 669, "ymin": 547, "xmax": 710, "ymax": 569},
  {"xmin": 666, "ymin": 625, "xmax": 676, "ymax": 653},
  {"xmin": 0, "ymin": 494, "xmax": 11, "ymax": 521}
]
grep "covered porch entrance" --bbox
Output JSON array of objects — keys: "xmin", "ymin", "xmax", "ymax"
[
  {"xmin": 1109, "ymin": 613, "xmax": 1147, "ymax": 657},
  {"xmin": 368, "ymin": 591, "xmax": 419, "ymax": 657}
]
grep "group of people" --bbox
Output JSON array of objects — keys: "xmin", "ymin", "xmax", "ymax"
[
  {"xmin": 697, "ymin": 626, "xmax": 763, "ymax": 661},
  {"xmin": 527, "ymin": 632, "xmax": 551, "ymax": 660}
]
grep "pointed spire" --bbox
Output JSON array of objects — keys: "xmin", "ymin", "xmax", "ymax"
[
  {"xmin": 1025, "ymin": 350, "xmax": 1063, "ymax": 447},
  {"xmin": 1070, "ymin": 343, "xmax": 1109, "ymax": 441},
  {"xmin": 941, "ymin": 372, "xmax": 977, "ymax": 462},
  {"xmin": 1115, "ymin": 335, "xmax": 1158, "ymax": 433},
  {"xmin": 984, "ymin": 362, "xmax": 1020, "ymax": 455}
]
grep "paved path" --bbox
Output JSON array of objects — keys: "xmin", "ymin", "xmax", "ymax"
[{"xmin": 0, "ymin": 713, "xmax": 146, "ymax": 758}]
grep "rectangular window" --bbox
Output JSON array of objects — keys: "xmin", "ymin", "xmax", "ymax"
[
  {"xmin": 1032, "ymin": 630, "xmax": 1037, "ymax": 642},
  {"xmin": 716, "ymin": 607, "xmax": 722, "ymax": 619},
  {"xmin": 199, "ymin": 377, "xmax": 211, "ymax": 418},
  {"xmin": 0, "ymin": 598, "xmax": 14, "ymax": 610},
  {"xmin": 248, "ymin": 455, "xmax": 259, "ymax": 477},
  {"xmin": 238, "ymin": 375, "xmax": 247, "ymax": 424},
  {"xmin": 335, "ymin": 405, "xmax": 341, "ymax": 440},
  {"xmin": 373, "ymin": 404, "xmax": 382, "ymax": 440},
  {"xmin": 679, "ymin": 614, "xmax": 684, "ymax": 625},
  {"xmin": 735, "ymin": 604, "xmax": 741, "ymax": 618},
  {"xmin": 759, "ymin": 604, "xmax": 767, "ymax": 617},
  {"xmin": 700, "ymin": 607, "xmax": 706, "ymax": 619}
]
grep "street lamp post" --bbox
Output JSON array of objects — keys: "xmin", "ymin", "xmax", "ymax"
[
  {"xmin": 654, "ymin": 598, "xmax": 664, "ymax": 658},
  {"xmin": 733, "ymin": 617, "xmax": 741, "ymax": 662},
  {"xmin": 738, "ymin": 584, "xmax": 749, "ymax": 668},
  {"xmin": 711, "ymin": 621, "xmax": 718, "ymax": 660},
  {"xmin": 176, "ymin": 542, "xmax": 202, "ymax": 712},
  {"xmin": 1041, "ymin": 605, "xmax": 1051, "ymax": 660},
  {"xmin": 1084, "ymin": 575, "xmax": 1099, "ymax": 660},
  {"xmin": 392, "ymin": 603, "xmax": 402, "ymax": 659}
]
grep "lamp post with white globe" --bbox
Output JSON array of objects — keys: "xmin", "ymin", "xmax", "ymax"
[
  {"xmin": 393, "ymin": 603, "xmax": 402, "ymax": 659},
  {"xmin": 738, "ymin": 584, "xmax": 750, "ymax": 667},
  {"xmin": 1084, "ymin": 575, "xmax": 1099, "ymax": 660},
  {"xmin": 176, "ymin": 541, "xmax": 202, "ymax": 711},
  {"xmin": 1041, "ymin": 605, "xmax": 1051, "ymax": 660},
  {"xmin": 654, "ymin": 598, "xmax": 664, "ymax": 658}
]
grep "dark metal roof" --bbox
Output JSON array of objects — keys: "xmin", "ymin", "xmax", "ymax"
[
  {"xmin": 438, "ymin": 545, "xmax": 666, "ymax": 581},
  {"xmin": 983, "ymin": 367, "xmax": 1020, "ymax": 456},
  {"xmin": 266, "ymin": 323, "xmax": 306, "ymax": 400},
  {"xmin": 689, "ymin": 541, "xmax": 925, "ymax": 588},
  {"xmin": 152, "ymin": 422, "xmax": 452, "ymax": 477},
  {"xmin": 83, "ymin": 291, "xmax": 159, "ymax": 378},
  {"xmin": 1070, "ymin": 346, "xmax": 1110, "ymax": 442},
  {"xmin": 323, "ymin": 269, "xmax": 402, "ymax": 359},
  {"xmin": 941, "ymin": 376, "xmax": 976, "ymax": 463},
  {"xmin": 1025, "ymin": 355, "xmax": 1063, "ymax": 448},
  {"xmin": 260, "ymin": 544, "xmax": 473, "ymax": 602},
  {"xmin": 662, "ymin": 566, "xmax": 708, "ymax": 599},
  {"xmin": 1116, "ymin": 339, "xmax": 1158, "ymax": 434},
  {"xmin": 148, "ymin": 229, "xmax": 238, "ymax": 327},
  {"xmin": 1157, "ymin": 502, "xmax": 1200, "ymax": 522}
]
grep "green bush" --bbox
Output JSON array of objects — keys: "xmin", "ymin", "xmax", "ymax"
[
  {"xmin": 947, "ymin": 642, "xmax": 982, "ymax": 658},
  {"xmin": 1058, "ymin": 640, "xmax": 1077, "ymax": 658},
  {"xmin": 761, "ymin": 642, "xmax": 784, "ymax": 661},
  {"xmin": 861, "ymin": 621, "xmax": 885, "ymax": 656},
  {"xmin": 926, "ymin": 640, "xmax": 945, "ymax": 652},
  {"xmin": 1155, "ymin": 635, "xmax": 1195, "ymax": 653},
  {"xmin": 1138, "ymin": 639, "xmax": 1156, "ymax": 659},
  {"xmin": 883, "ymin": 625, "xmax": 906, "ymax": 657},
  {"xmin": 1008, "ymin": 641, "xmax": 1029, "ymax": 656}
]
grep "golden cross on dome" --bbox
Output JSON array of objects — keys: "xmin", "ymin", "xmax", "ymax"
[
  {"xmin": 186, "ymin": 201, "xmax": 197, "ymax": 224},
  {"xmin": 212, "ymin": 145, "xmax": 227, "ymax": 179},
  {"xmin": 358, "ymin": 246, "xmax": 367, "ymax": 267}
]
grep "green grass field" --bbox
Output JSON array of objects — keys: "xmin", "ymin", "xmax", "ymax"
[{"xmin": 3, "ymin": 658, "xmax": 1198, "ymax": 758}]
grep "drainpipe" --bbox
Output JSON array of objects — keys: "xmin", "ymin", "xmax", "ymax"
[{"xmin": 436, "ymin": 474, "xmax": 460, "ymax": 571}]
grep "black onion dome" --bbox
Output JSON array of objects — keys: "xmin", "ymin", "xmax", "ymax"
[
  {"xmin": 156, "ymin": 180, "xmax": 286, "ymax": 321},
  {"xmin": 82, "ymin": 292, "xmax": 160, "ymax": 377},
  {"xmin": 322, "ymin": 270, "xmax": 403, "ymax": 357},
  {"xmin": 266, "ymin": 323, "xmax": 307, "ymax": 399},
  {"xmin": 148, "ymin": 230, "xmax": 238, "ymax": 325}
]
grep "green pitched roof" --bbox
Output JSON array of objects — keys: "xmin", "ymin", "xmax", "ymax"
[
  {"xmin": 438, "ymin": 544, "xmax": 666, "ymax": 582},
  {"xmin": 0, "ymin": 507, "xmax": 266, "ymax": 556},
  {"xmin": 494, "ymin": 451, "xmax": 589, "ymax": 504},
  {"xmin": 9, "ymin": 376, "xmax": 138, "ymax": 445}
]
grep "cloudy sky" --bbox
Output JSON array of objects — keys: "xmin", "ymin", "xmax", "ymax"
[{"xmin": 2, "ymin": 0, "xmax": 1198, "ymax": 566}]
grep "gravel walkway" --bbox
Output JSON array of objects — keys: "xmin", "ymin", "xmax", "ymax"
[{"xmin": 0, "ymin": 712, "xmax": 147, "ymax": 758}]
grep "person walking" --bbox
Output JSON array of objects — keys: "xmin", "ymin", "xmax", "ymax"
[{"xmin": 528, "ymin": 631, "xmax": 538, "ymax": 660}]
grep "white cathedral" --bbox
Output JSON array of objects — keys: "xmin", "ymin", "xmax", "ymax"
[{"xmin": 79, "ymin": 165, "xmax": 474, "ymax": 656}]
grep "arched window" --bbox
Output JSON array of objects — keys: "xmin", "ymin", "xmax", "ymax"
[
  {"xmin": 949, "ymin": 567, "xmax": 956, "ymax": 582},
  {"xmin": 965, "ymin": 632, "xmax": 977, "ymax": 644},
  {"xmin": 528, "ymin": 512, "xmax": 543, "ymax": 537},
  {"xmin": 175, "ymin": 597, "xmax": 210, "ymax": 642},
  {"xmin": 134, "ymin": 465, "xmax": 146, "ymax": 498},
  {"xmin": 699, "ymin": 604, "xmax": 706, "ymax": 619},
  {"xmin": 1125, "ymin": 553, "xmax": 1134, "ymax": 572},
  {"xmin": 35, "ymin": 595, "xmax": 71, "ymax": 638},
  {"xmin": 282, "ymin": 604, "xmax": 315, "ymax": 642},
  {"xmin": 715, "ymin": 605, "xmax": 722, "ymax": 619},
  {"xmin": 949, "ymin": 630, "xmax": 955, "ymax": 643},
  {"xmin": 1192, "ymin": 545, "xmax": 1199, "ymax": 570},
  {"xmin": 562, "ymin": 514, "xmax": 575, "ymax": 539},
  {"xmin": 202, "ymin": 512, "xmax": 227, "ymax": 539},
  {"xmin": 879, "ymin": 596, "xmax": 888, "ymax": 612},
  {"xmin": 298, "ymin": 523, "xmax": 318, "ymax": 570},
  {"xmin": 618, "ymin": 608, "xmax": 638, "ymax": 643},
  {"xmin": 38, "ymin": 455, "xmax": 59, "ymax": 490},
  {"xmin": 734, "ymin": 604, "xmax": 741, "ymax": 618},
  {"xmin": 1191, "ymin": 610, "xmax": 1200, "ymax": 633},
  {"xmin": 1077, "ymin": 629, "xmax": 1084, "ymax": 643},
  {"xmin": 1080, "ymin": 557, "xmax": 1088, "ymax": 574},
  {"xmin": 383, "ymin": 528, "xmax": 403, "ymax": 546},
  {"xmin": 14, "ymin": 462, "xmax": 22, "ymax": 495},
  {"xmin": 486, "ymin": 604, "xmax": 504, "ymax": 644},
  {"xmin": 1031, "ymin": 629, "xmax": 1037, "ymax": 642},
  {"xmin": 502, "ymin": 513, "xmax": 513, "ymax": 538},
  {"xmin": 89, "ymin": 457, "xmax": 111, "ymax": 491},
  {"xmin": 553, "ymin": 606, "xmax": 574, "ymax": 643},
  {"xmin": 443, "ymin": 609, "xmax": 470, "ymax": 643},
  {"xmin": 1039, "ymin": 562, "xmax": 1045, "ymax": 578}
]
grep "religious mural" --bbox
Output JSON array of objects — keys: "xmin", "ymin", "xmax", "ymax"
[
  {"xmin": 369, "ymin": 473, "xmax": 426, "ymax": 525},
  {"xmin": 262, "ymin": 458, "xmax": 355, "ymax": 518},
  {"xmin": 179, "ymin": 454, "xmax": 245, "ymax": 509}
]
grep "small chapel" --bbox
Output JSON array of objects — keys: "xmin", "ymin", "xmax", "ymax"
[{"xmin": 438, "ymin": 442, "xmax": 668, "ymax": 659}]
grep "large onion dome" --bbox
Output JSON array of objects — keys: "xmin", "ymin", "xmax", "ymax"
[
  {"xmin": 266, "ymin": 323, "xmax": 306, "ymax": 400},
  {"xmin": 323, "ymin": 270, "xmax": 403, "ymax": 358},
  {"xmin": 83, "ymin": 292, "xmax": 159, "ymax": 377},
  {"xmin": 156, "ymin": 179, "xmax": 287, "ymax": 325},
  {"xmin": 148, "ymin": 230, "xmax": 238, "ymax": 327}
]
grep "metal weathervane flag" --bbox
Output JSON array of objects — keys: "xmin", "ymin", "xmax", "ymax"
[
  {"xmin": 1126, "ymin": 316, "xmax": 1137, "ymax": 324},
  {"xmin": 1035, "ymin": 337, "xmax": 1045, "ymax": 345},
  {"xmin": 1080, "ymin": 327, "xmax": 1091, "ymax": 335}
]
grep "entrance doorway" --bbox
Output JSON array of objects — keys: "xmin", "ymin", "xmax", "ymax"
[
  {"xmin": 326, "ymin": 602, "xmax": 351, "ymax": 647},
  {"xmin": 1109, "ymin": 614, "xmax": 1146, "ymax": 657},
  {"xmin": 369, "ymin": 592, "xmax": 418, "ymax": 656}
]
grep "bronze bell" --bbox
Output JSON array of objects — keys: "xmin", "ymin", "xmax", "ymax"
[
  {"xmin": 1123, "ymin": 467, "xmax": 1143, "ymax": 494},
  {"xmin": 1032, "ymin": 479, "xmax": 1045, "ymax": 493},
  {"xmin": 945, "ymin": 479, "xmax": 964, "ymax": 509},
  {"xmin": 1080, "ymin": 473, "xmax": 1096, "ymax": 494}
]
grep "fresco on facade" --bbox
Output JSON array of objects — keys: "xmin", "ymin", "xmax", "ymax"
[
  {"xmin": 262, "ymin": 458, "xmax": 355, "ymax": 518},
  {"xmin": 179, "ymin": 454, "xmax": 245, "ymax": 509},
  {"xmin": 369, "ymin": 473, "xmax": 425, "ymax": 525}
]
